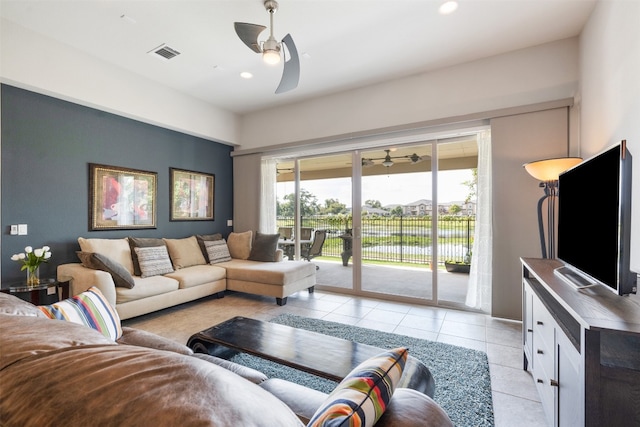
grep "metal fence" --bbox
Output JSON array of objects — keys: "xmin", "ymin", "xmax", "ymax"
[{"xmin": 277, "ymin": 215, "xmax": 475, "ymax": 266}]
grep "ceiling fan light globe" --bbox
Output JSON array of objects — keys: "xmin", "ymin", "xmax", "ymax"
[
  {"xmin": 382, "ymin": 160, "xmax": 394, "ymax": 167},
  {"xmin": 263, "ymin": 49, "xmax": 281, "ymax": 65}
]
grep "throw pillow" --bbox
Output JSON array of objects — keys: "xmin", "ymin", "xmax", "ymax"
[
  {"xmin": 134, "ymin": 246, "xmax": 175, "ymax": 278},
  {"xmin": 226, "ymin": 231, "xmax": 253, "ymax": 260},
  {"xmin": 77, "ymin": 251, "xmax": 135, "ymax": 289},
  {"xmin": 248, "ymin": 232, "xmax": 280, "ymax": 262},
  {"xmin": 307, "ymin": 347, "xmax": 408, "ymax": 427},
  {"xmin": 196, "ymin": 233, "xmax": 223, "ymax": 262},
  {"xmin": 128, "ymin": 237, "xmax": 165, "ymax": 276},
  {"xmin": 37, "ymin": 286, "xmax": 123, "ymax": 340},
  {"xmin": 163, "ymin": 236, "xmax": 207, "ymax": 269},
  {"xmin": 204, "ymin": 239, "xmax": 232, "ymax": 264},
  {"xmin": 77, "ymin": 237, "xmax": 135, "ymax": 275}
]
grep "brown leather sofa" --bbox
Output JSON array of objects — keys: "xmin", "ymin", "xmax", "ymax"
[{"xmin": 0, "ymin": 293, "xmax": 453, "ymax": 426}]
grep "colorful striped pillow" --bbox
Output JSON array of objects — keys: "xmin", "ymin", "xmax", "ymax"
[
  {"xmin": 307, "ymin": 347, "xmax": 408, "ymax": 427},
  {"xmin": 38, "ymin": 286, "xmax": 122, "ymax": 340}
]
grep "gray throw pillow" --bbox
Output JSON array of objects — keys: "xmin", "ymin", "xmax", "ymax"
[
  {"xmin": 204, "ymin": 239, "xmax": 232, "ymax": 264},
  {"xmin": 77, "ymin": 251, "xmax": 135, "ymax": 289},
  {"xmin": 133, "ymin": 246, "xmax": 174, "ymax": 278},
  {"xmin": 248, "ymin": 232, "xmax": 280, "ymax": 262},
  {"xmin": 196, "ymin": 233, "xmax": 223, "ymax": 262},
  {"xmin": 128, "ymin": 237, "xmax": 165, "ymax": 276}
]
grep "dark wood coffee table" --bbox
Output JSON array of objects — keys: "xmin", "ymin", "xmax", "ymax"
[{"xmin": 187, "ymin": 316, "xmax": 434, "ymax": 396}]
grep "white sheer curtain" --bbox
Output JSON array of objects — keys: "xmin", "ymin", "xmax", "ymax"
[
  {"xmin": 466, "ymin": 130, "xmax": 492, "ymax": 312},
  {"xmin": 259, "ymin": 158, "xmax": 277, "ymax": 233}
]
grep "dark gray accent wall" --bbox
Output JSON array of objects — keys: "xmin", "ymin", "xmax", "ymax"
[{"xmin": 1, "ymin": 84, "xmax": 234, "ymax": 282}]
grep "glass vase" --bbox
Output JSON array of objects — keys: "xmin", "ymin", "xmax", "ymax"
[{"xmin": 26, "ymin": 266, "xmax": 40, "ymax": 287}]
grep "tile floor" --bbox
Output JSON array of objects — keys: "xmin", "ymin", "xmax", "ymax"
[{"xmin": 124, "ymin": 290, "xmax": 548, "ymax": 427}]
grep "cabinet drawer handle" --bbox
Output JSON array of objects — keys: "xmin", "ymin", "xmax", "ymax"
[
  {"xmin": 537, "ymin": 379, "xmax": 544, "ymax": 384},
  {"xmin": 550, "ymin": 379, "xmax": 559, "ymax": 387},
  {"xmin": 537, "ymin": 321, "xmax": 543, "ymax": 325},
  {"xmin": 537, "ymin": 349, "xmax": 544, "ymax": 354},
  {"xmin": 527, "ymin": 328, "xmax": 533, "ymax": 332}
]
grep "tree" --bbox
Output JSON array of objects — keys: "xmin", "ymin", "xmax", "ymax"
[
  {"xmin": 463, "ymin": 168, "xmax": 478, "ymax": 204},
  {"xmin": 277, "ymin": 189, "xmax": 321, "ymax": 217},
  {"xmin": 449, "ymin": 204, "xmax": 462, "ymax": 214},
  {"xmin": 364, "ymin": 199, "xmax": 382, "ymax": 208},
  {"xmin": 390, "ymin": 206, "xmax": 404, "ymax": 216},
  {"xmin": 322, "ymin": 198, "xmax": 347, "ymax": 215}
]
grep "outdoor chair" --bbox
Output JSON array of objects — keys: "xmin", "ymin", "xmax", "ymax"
[
  {"xmin": 278, "ymin": 227, "xmax": 293, "ymax": 240},
  {"xmin": 299, "ymin": 227, "xmax": 313, "ymax": 241},
  {"xmin": 301, "ymin": 230, "xmax": 327, "ymax": 269}
]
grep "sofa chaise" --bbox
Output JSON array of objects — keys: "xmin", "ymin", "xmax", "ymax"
[
  {"xmin": 0, "ymin": 291, "xmax": 453, "ymax": 427},
  {"xmin": 57, "ymin": 231, "xmax": 316, "ymax": 320}
]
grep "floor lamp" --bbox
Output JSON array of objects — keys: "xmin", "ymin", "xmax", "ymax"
[{"xmin": 523, "ymin": 157, "xmax": 582, "ymax": 259}]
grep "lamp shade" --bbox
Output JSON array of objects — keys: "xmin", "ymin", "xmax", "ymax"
[{"xmin": 523, "ymin": 157, "xmax": 582, "ymax": 181}]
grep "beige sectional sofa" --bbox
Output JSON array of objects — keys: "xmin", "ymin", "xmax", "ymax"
[{"xmin": 57, "ymin": 231, "xmax": 316, "ymax": 320}]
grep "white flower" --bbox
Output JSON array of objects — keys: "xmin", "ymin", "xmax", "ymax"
[
  {"xmin": 10, "ymin": 254, "xmax": 21, "ymax": 261},
  {"xmin": 25, "ymin": 246, "xmax": 33, "ymax": 253},
  {"xmin": 44, "ymin": 252, "xmax": 52, "ymax": 260},
  {"xmin": 18, "ymin": 253, "xmax": 26, "ymax": 260},
  {"xmin": 34, "ymin": 248, "xmax": 44, "ymax": 257},
  {"xmin": 42, "ymin": 245, "xmax": 50, "ymax": 252}
]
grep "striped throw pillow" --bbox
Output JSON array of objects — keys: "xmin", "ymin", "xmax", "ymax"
[
  {"xmin": 134, "ymin": 245, "xmax": 174, "ymax": 278},
  {"xmin": 38, "ymin": 286, "xmax": 122, "ymax": 340},
  {"xmin": 307, "ymin": 347, "xmax": 408, "ymax": 427},
  {"xmin": 204, "ymin": 239, "xmax": 232, "ymax": 264}
]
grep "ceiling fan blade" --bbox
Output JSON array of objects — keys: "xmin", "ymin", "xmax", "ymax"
[
  {"xmin": 275, "ymin": 33, "xmax": 300, "ymax": 94},
  {"xmin": 234, "ymin": 22, "xmax": 266, "ymax": 53}
]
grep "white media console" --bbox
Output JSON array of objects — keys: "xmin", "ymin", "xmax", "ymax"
[{"xmin": 521, "ymin": 258, "xmax": 640, "ymax": 427}]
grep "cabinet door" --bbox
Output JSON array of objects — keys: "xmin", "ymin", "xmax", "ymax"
[
  {"xmin": 523, "ymin": 281, "xmax": 534, "ymax": 370},
  {"xmin": 557, "ymin": 330, "xmax": 583, "ymax": 427}
]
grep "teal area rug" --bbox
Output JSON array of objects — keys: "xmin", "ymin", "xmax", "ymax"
[{"xmin": 230, "ymin": 314, "xmax": 494, "ymax": 427}]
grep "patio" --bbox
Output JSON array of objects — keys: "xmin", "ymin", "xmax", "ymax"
[{"xmin": 310, "ymin": 258, "xmax": 474, "ymax": 309}]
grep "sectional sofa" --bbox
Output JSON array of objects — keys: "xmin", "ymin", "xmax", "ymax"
[
  {"xmin": 57, "ymin": 231, "xmax": 317, "ymax": 320},
  {"xmin": 0, "ymin": 291, "xmax": 453, "ymax": 426}
]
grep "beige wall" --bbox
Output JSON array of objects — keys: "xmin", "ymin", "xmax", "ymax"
[
  {"xmin": 491, "ymin": 108, "xmax": 569, "ymax": 320},
  {"xmin": 232, "ymin": 153, "xmax": 262, "ymax": 233},
  {"xmin": 578, "ymin": 0, "xmax": 640, "ymax": 273},
  {"xmin": 0, "ymin": 19, "xmax": 239, "ymax": 145},
  {"xmin": 239, "ymin": 38, "xmax": 579, "ymax": 149}
]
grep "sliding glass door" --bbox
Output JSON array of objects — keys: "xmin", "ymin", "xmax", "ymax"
[
  {"xmin": 360, "ymin": 144, "xmax": 435, "ymax": 301},
  {"xmin": 273, "ymin": 134, "xmax": 483, "ymax": 310}
]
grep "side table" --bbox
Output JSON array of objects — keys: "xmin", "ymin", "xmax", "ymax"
[{"xmin": 0, "ymin": 278, "xmax": 69, "ymax": 305}]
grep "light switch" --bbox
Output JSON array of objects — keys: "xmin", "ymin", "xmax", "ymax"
[
  {"xmin": 10, "ymin": 225, "xmax": 18, "ymax": 235},
  {"xmin": 227, "ymin": 219, "xmax": 233, "ymax": 227},
  {"xmin": 18, "ymin": 224, "xmax": 27, "ymax": 235}
]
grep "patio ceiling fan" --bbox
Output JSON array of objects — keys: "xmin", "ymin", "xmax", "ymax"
[
  {"xmin": 362, "ymin": 150, "xmax": 429, "ymax": 168},
  {"xmin": 234, "ymin": 0, "xmax": 300, "ymax": 94}
]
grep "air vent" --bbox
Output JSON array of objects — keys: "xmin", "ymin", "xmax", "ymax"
[{"xmin": 147, "ymin": 44, "xmax": 181, "ymax": 61}]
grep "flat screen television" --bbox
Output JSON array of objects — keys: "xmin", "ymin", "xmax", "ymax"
[{"xmin": 556, "ymin": 140, "xmax": 636, "ymax": 295}]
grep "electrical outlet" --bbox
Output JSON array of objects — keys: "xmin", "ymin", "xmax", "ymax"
[
  {"xmin": 10, "ymin": 225, "xmax": 18, "ymax": 235},
  {"xmin": 18, "ymin": 224, "xmax": 27, "ymax": 235},
  {"xmin": 227, "ymin": 219, "xmax": 233, "ymax": 227}
]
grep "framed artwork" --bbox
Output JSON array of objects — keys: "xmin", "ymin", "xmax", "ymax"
[
  {"xmin": 89, "ymin": 163, "xmax": 157, "ymax": 230},
  {"xmin": 170, "ymin": 168, "xmax": 214, "ymax": 221}
]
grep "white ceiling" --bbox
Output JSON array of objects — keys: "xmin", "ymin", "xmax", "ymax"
[{"xmin": 0, "ymin": 0, "xmax": 596, "ymax": 115}]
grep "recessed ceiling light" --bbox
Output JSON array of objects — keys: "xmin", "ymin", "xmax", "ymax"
[
  {"xmin": 240, "ymin": 72, "xmax": 253, "ymax": 79},
  {"xmin": 439, "ymin": 1, "xmax": 458, "ymax": 15}
]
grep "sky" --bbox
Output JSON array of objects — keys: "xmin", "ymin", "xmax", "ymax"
[{"xmin": 276, "ymin": 169, "xmax": 474, "ymax": 208}]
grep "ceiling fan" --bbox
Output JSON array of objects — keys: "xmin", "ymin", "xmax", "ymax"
[
  {"xmin": 234, "ymin": 0, "xmax": 300, "ymax": 94},
  {"xmin": 362, "ymin": 150, "xmax": 428, "ymax": 168}
]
